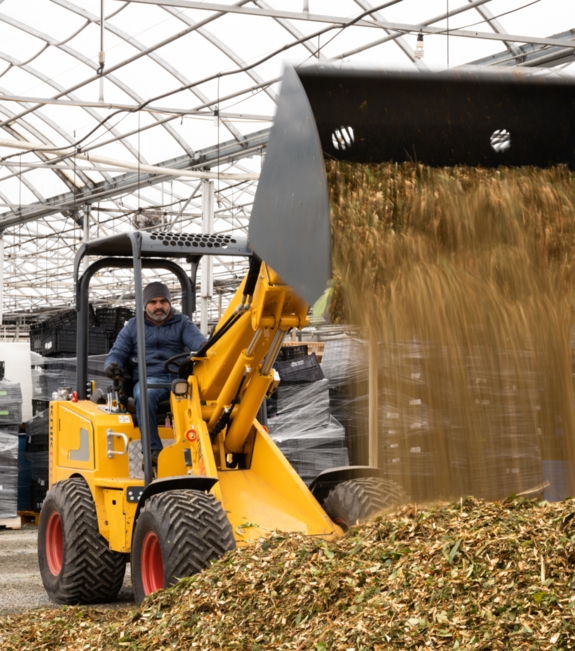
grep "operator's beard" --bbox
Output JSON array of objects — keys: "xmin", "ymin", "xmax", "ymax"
[{"xmin": 146, "ymin": 307, "xmax": 170, "ymax": 324}]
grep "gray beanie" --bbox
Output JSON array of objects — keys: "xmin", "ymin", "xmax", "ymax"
[{"xmin": 143, "ymin": 282, "xmax": 172, "ymax": 307}]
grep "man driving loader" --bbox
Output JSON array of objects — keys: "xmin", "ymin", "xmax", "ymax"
[{"xmin": 104, "ymin": 281, "xmax": 206, "ymax": 466}]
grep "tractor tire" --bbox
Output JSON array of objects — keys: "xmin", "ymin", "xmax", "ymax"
[
  {"xmin": 132, "ymin": 489, "xmax": 236, "ymax": 604},
  {"xmin": 323, "ymin": 477, "xmax": 408, "ymax": 531},
  {"xmin": 38, "ymin": 477, "xmax": 127, "ymax": 604}
]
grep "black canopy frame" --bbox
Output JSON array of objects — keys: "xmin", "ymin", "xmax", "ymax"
[{"xmin": 73, "ymin": 230, "xmax": 252, "ymax": 486}]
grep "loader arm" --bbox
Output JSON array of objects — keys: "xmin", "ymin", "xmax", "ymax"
[
  {"xmin": 154, "ymin": 261, "xmax": 343, "ymax": 543},
  {"xmin": 193, "ymin": 262, "xmax": 309, "ymax": 453}
]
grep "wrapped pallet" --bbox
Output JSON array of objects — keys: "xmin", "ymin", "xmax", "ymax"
[
  {"xmin": 24, "ymin": 409, "xmax": 49, "ymax": 512},
  {"xmin": 0, "ymin": 379, "xmax": 23, "ymax": 427},
  {"xmin": 0, "ymin": 429, "xmax": 19, "ymax": 518},
  {"xmin": 268, "ymin": 377, "xmax": 349, "ymax": 486}
]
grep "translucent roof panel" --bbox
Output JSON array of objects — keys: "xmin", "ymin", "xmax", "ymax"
[{"xmin": 0, "ymin": 0, "xmax": 571, "ymax": 334}]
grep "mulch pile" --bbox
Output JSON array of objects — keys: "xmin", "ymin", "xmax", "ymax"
[{"xmin": 3, "ymin": 496, "xmax": 575, "ymax": 650}]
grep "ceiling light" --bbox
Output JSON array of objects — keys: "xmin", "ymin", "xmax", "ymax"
[{"xmin": 415, "ymin": 31, "xmax": 424, "ymax": 60}]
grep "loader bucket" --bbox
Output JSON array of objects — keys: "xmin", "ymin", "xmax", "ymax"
[{"xmin": 249, "ymin": 64, "xmax": 575, "ymax": 306}]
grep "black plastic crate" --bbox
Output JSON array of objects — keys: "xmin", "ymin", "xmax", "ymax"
[
  {"xmin": 42, "ymin": 326, "xmax": 109, "ymax": 356},
  {"xmin": 32, "ymin": 399, "xmax": 49, "ymax": 415},
  {"xmin": 277, "ymin": 345, "xmax": 308, "ymax": 362},
  {"xmin": 41, "ymin": 305, "xmax": 98, "ymax": 331},
  {"xmin": 96, "ymin": 306, "xmax": 135, "ymax": 333},
  {"xmin": 31, "ymin": 484, "xmax": 47, "ymax": 512},
  {"xmin": 30, "ymin": 324, "xmax": 44, "ymax": 354},
  {"xmin": 95, "ymin": 307, "xmax": 117, "ymax": 331},
  {"xmin": 274, "ymin": 352, "xmax": 324, "ymax": 384},
  {"xmin": 26, "ymin": 436, "xmax": 49, "ymax": 453}
]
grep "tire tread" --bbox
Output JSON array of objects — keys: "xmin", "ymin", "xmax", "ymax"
[
  {"xmin": 40, "ymin": 478, "xmax": 126, "ymax": 604},
  {"xmin": 323, "ymin": 477, "xmax": 408, "ymax": 528}
]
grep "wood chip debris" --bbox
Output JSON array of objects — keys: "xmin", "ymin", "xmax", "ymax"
[{"xmin": 3, "ymin": 496, "xmax": 575, "ymax": 649}]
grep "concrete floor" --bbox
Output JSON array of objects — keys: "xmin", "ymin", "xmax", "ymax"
[{"xmin": 0, "ymin": 527, "xmax": 135, "ymax": 614}]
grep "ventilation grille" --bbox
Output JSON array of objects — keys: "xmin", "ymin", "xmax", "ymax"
[{"xmin": 149, "ymin": 232, "xmax": 236, "ymax": 249}]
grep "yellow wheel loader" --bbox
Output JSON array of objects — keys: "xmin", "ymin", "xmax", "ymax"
[{"xmin": 38, "ymin": 64, "xmax": 575, "ymax": 604}]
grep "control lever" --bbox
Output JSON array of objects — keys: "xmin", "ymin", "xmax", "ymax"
[{"xmin": 107, "ymin": 376, "xmax": 124, "ymax": 413}]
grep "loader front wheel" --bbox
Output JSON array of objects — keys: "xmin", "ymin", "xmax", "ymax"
[
  {"xmin": 132, "ymin": 489, "xmax": 236, "ymax": 604},
  {"xmin": 38, "ymin": 477, "xmax": 127, "ymax": 604},
  {"xmin": 323, "ymin": 477, "xmax": 408, "ymax": 532}
]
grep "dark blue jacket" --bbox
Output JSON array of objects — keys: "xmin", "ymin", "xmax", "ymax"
[{"xmin": 104, "ymin": 311, "xmax": 206, "ymax": 382}]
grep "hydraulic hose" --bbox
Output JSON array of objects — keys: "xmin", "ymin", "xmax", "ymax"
[
  {"xmin": 209, "ymin": 372, "xmax": 247, "ymax": 442},
  {"xmin": 194, "ymin": 309, "xmax": 245, "ymax": 358}
]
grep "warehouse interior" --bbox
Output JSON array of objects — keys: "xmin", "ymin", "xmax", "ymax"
[{"xmin": 0, "ymin": 0, "xmax": 574, "ymax": 633}]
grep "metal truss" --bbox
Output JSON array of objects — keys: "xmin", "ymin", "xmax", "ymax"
[{"xmin": 0, "ymin": 0, "xmax": 570, "ymax": 340}]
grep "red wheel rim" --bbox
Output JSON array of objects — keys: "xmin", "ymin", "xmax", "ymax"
[
  {"xmin": 333, "ymin": 517, "xmax": 349, "ymax": 532},
  {"xmin": 46, "ymin": 511, "xmax": 64, "ymax": 576},
  {"xmin": 141, "ymin": 531, "xmax": 163, "ymax": 595}
]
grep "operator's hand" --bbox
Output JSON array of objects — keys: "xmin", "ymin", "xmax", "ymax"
[{"xmin": 105, "ymin": 362, "xmax": 126, "ymax": 380}]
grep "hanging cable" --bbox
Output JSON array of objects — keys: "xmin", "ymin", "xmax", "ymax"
[
  {"xmin": 0, "ymin": 0, "xmax": 405, "ymax": 165},
  {"xmin": 98, "ymin": 0, "xmax": 106, "ymax": 102}
]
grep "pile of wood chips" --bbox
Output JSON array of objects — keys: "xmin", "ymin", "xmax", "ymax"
[{"xmin": 3, "ymin": 496, "xmax": 575, "ymax": 650}]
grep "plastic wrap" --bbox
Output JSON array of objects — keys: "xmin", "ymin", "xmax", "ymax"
[
  {"xmin": 25, "ymin": 409, "xmax": 49, "ymax": 511},
  {"xmin": 31, "ymin": 354, "xmax": 108, "ymax": 400},
  {"xmin": 321, "ymin": 338, "xmax": 546, "ymax": 503},
  {"xmin": 273, "ymin": 416, "xmax": 349, "ymax": 486},
  {"xmin": 377, "ymin": 343, "xmax": 543, "ymax": 501},
  {"xmin": 267, "ymin": 379, "xmax": 331, "ymax": 434},
  {"xmin": 268, "ymin": 379, "xmax": 350, "ymax": 485},
  {"xmin": 18, "ymin": 433, "xmax": 32, "ymax": 512},
  {"xmin": 0, "ymin": 430, "xmax": 19, "ymax": 518},
  {"xmin": 0, "ymin": 379, "xmax": 23, "ymax": 425},
  {"xmin": 322, "ymin": 339, "xmax": 369, "ymax": 465}
]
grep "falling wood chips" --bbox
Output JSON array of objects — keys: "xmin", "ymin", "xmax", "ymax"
[{"xmin": 4, "ymin": 497, "xmax": 575, "ymax": 649}]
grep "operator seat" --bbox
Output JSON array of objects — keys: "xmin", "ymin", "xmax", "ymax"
[
  {"xmin": 126, "ymin": 396, "xmax": 172, "ymax": 425},
  {"xmin": 119, "ymin": 376, "xmax": 172, "ymax": 426}
]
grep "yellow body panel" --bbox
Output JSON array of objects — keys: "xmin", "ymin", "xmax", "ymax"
[
  {"xmin": 50, "ymin": 263, "xmax": 342, "ymax": 555},
  {"xmin": 220, "ymin": 422, "xmax": 340, "ymax": 543}
]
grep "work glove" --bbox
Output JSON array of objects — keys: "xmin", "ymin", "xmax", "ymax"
[{"xmin": 105, "ymin": 362, "xmax": 127, "ymax": 380}]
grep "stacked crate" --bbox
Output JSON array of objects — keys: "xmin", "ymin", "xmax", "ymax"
[
  {"xmin": 24, "ymin": 409, "xmax": 50, "ymax": 512},
  {"xmin": 96, "ymin": 306, "xmax": 135, "ymax": 349},
  {"xmin": 268, "ymin": 349, "xmax": 349, "ymax": 486},
  {"xmin": 30, "ymin": 306, "xmax": 108, "ymax": 357},
  {"xmin": 0, "ymin": 380, "xmax": 23, "ymax": 518}
]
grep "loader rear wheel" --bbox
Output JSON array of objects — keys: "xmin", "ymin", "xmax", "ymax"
[
  {"xmin": 38, "ymin": 477, "xmax": 127, "ymax": 604},
  {"xmin": 132, "ymin": 489, "xmax": 236, "ymax": 604},
  {"xmin": 323, "ymin": 477, "xmax": 408, "ymax": 532}
]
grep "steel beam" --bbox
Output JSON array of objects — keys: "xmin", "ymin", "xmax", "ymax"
[
  {"xmin": 125, "ymin": 0, "xmax": 575, "ymax": 50},
  {"xmin": 467, "ymin": 0, "xmax": 524, "ymax": 61},
  {"xmin": 469, "ymin": 28, "xmax": 575, "ymax": 68},
  {"xmin": 0, "ymin": 128, "xmax": 269, "ymax": 228}
]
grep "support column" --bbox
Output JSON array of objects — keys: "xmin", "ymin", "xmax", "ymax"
[
  {"xmin": 83, "ymin": 203, "xmax": 91, "ymax": 272},
  {"xmin": 200, "ymin": 179, "xmax": 214, "ymax": 336},
  {"xmin": 368, "ymin": 332, "xmax": 379, "ymax": 468}
]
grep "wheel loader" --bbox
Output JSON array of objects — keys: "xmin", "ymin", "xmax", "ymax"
[{"xmin": 38, "ymin": 64, "xmax": 575, "ymax": 604}]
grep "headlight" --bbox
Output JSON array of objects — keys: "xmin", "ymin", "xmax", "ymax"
[{"xmin": 171, "ymin": 379, "xmax": 189, "ymax": 396}]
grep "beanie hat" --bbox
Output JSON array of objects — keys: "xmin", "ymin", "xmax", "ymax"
[{"xmin": 143, "ymin": 282, "xmax": 172, "ymax": 307}]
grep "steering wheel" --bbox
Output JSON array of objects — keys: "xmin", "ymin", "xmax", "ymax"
[{"xmin": 163, "ymin": 351, "xmax": 194, "ymax": 375}]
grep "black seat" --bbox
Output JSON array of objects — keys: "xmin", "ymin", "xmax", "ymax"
[{"xmin": 126, "ymin": 396, "xmax": 171, "ymax": 416}]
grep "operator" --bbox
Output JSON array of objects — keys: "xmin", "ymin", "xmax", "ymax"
[{"xmin": 104, "ymin": 281, "xmax": 206, "ymax": 467}]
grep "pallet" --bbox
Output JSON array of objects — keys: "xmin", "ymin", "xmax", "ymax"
[
  {"xmin": 0, "ymin": 516, "xmax": 22, "ymax": 530},
  {"xmin": 18, "ymin": 511, "xmax": 40, "ymax": 526}
]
